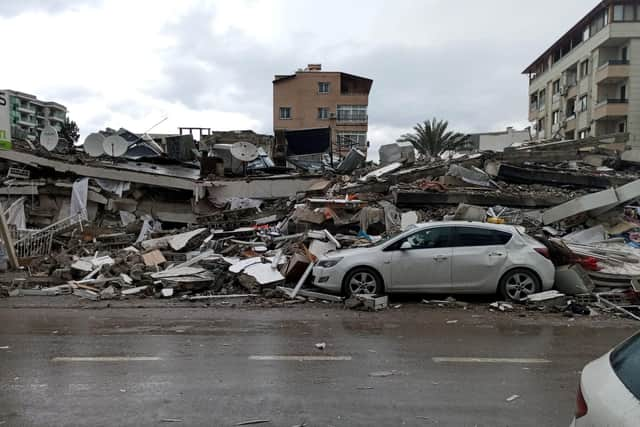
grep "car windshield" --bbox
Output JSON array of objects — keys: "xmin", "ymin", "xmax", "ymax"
[{"xmin": 610, "ymin": 332, "xmax": 640, "ymax": 400}]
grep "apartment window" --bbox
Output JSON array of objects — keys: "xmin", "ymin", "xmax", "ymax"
[
  {"xmin": 579, "ymin": 95, "xmax": 588, "ymax": 112},
  {"xmin": 578, "ymin": 129, "xmax": 589, "ymax": 140},
  {"xmin": 622, "ymin": 46, "xmax": 629, "ymax": 61},
  {"xmin": 582, "ymin": 26, "xmax": 590, "ymax": 42},
  {"xmin": 614, "ymin": 5, "xmax": 625, "ymax": 21},
  {"xmin": 580, "ymin": 59, "xmax": 590, "ymax": 79},
  {"xmin": 552, "ymin": 110, "xmax": 560, "ymax": 125},
  {"xmin": 530, "ymin": 94, "xmax": 538, "ymax": 110},
  {"xmin": 619, "ymin": 121, "xmax": 627, "ymax": 133},
  {"xmin": 537, "ymin": 118, "xmax": 545, "ymax": 132},
  {"xmin": 279, "ymin": 107, "xmax": 291, "ymax": 120},
  {"xmin": 336, "ymin": 131, "xmax": 367, "ymax": 149},
  {"xmin": 538, "ymin": 89, "xmax": 546, "ymax": 110},
  {"xmin": 336, "ymin": 105, "xmax": 368, "ymax": 122},
  {"xmin": 620, "ymin": 84, "xmax": 627, "ymax": 100},
  {"xmin": 552, "ymin": 80, "xmax": 561, "ymax": 95},
  {"xmin": 318, "ymin": 82, "xmax": 330, "ymax": 94},
  {"xmin": 567, "ymin": 98, "xmax": 576, "ymax": 117},
  {"xmin": 317, "ymin": 107, "xmax": 329, "ymax": 120}
]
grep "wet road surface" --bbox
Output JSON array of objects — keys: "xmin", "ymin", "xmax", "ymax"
[{"xmin": 0, "ymin": 305, "xmax": 636, "ymax": 426}]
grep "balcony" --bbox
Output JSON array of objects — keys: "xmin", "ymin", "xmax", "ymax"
[
  {"xmin": 593, "ymin": 99, "xmax": 628, "ymax": 120},
  {"xmin": 565, "ymin": 115, "xmax": 577, "ymax": 131},
  {"xmin": 16, "ymin": 105, "xmax": 35, "ymax": 114},
  {"xmin": 596, "ymin": 60, "xmax": 630, "ymax": 83},
  {"xmin": 567, "ymin": 85, "xmax": 577, "ymax": 99},
  {"xmin": 17, "ymin": 119, "xmax": 37, "ymax": 127},
  {"xmin": 48, "ymin": 115, "xmax": 65, "ymax": 123}
]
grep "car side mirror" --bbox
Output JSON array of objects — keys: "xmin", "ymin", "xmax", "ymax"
[{"xmin": 400, "ymin": 241, "xmax": 412, "ymax": 250}]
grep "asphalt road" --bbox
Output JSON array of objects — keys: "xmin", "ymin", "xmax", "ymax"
[{"xmin": 0, "ymin": 304, "xmax": 636, "ymax": 427}]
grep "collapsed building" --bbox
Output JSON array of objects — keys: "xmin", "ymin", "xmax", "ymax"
[{"xmin": 0, "ymin": 114, "xmax": 639, "ymax": 320}]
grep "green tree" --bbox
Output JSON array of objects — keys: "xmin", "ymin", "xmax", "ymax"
[
  {"xmin": 60, "ymin": 118, "xmax": 80, "ymax": 143},
  {"xmin": 397, "ymin": 118, "xmax": 471, "ymax": 157}
]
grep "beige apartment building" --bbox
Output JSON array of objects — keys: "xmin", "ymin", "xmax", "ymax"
[
  {"xmin": 523, "ymin": 0, "xmax": 640, "ymax": 146},
  {"xmin": 1, "ymin": 90, "xmax": 67, "ymax": 141},
  {"xmin": 273, "ymin": 64, "xmax": 373, "ymax": 158}
]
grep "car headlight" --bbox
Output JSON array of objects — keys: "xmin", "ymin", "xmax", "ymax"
[{"xmin": 317, "ymin": 258, "xmax": 343, "ymax": 268}]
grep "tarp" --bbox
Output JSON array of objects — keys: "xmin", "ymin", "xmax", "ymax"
[{"xmin": 70, "ymin": 178, "xmax": 89, "ymax": 220}]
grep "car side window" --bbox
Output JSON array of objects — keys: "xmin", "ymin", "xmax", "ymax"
[
  {"xmin": 394, "ymin": 227, "xmax": 452, "ymax": 250},
  {"xmin": 611, "ymin": 333, "xmax": 640, "ymax": 400},
  {"xmin": 453, "ymin": 227, "xmax": 512, "ymax": 247}
]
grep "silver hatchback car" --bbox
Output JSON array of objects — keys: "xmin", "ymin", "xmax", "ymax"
[{"xmin": 312, "ymin": 221, "xmax": 555, "ymax": 302}]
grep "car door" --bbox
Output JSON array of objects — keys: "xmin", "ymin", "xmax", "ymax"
[
  {"xmin": 387, "ymin": 226, "xmax": 453, "ymax": 292},
  {"xmin": 450, "ymin": 226, "xmax": 512, "ymax": 292}
]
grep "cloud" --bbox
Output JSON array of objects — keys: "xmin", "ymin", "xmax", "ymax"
[
  {"xmin": 0, "ymin": 0, "xmax": 101, "ymax": 17},
  {"xmin": 1, "ymin": 0, "xmax": 595, "ymax": 155}
]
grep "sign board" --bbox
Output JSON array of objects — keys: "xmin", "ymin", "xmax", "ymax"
[{"xmin": 0, "ymin": 91, "xmax": 10, "ymax": 149}]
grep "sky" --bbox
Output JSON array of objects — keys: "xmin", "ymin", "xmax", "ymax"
[{"xmin": 2, "ymin": 0, "xmax": 593, "ymax": 161}]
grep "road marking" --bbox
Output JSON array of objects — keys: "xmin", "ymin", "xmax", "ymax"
[
  {"xmin": 432, "ymin": 357, "xmax": 551, "ymax": 364},
  {"xmin": 52, "ymin": 356, "xmax": 162, "ymax": 362},
  {"xmin": 249, "ymin": 355, "xmax": 352, "ymax": 361}
]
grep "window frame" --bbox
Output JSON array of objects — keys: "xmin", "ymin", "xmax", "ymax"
[
  {"xmin": 579, "ymin": 95, "xmax": 588, "ymax": 112},
  {"xmin": 383, "ymin": 226, "xmax": 454, "ymax": 252},
  {"xmin": 318, "ymin": 82, "xmax": 330, "ymax": 94},
  {"xmin": 552, "ymin": 80, "xmax": 561, "ymax": 95},
  {"xmin": 450, "ymin": 226, "xmax": 513, "ymax": 248},
  {"xmin": 279, "ymin": 107, "xmax": 291, "ymax": 120},
  {"xmin": 317, "ymin": 107, "xmax": 329, "ymax": 120},
  {"xmin": 610, "ymin": 332, "xmax": 640, "ymax": 400}
]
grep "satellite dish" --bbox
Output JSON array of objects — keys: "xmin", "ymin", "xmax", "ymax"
[
  {"xmin": 230, "ymin": 141, "xmax": 259, "ymax": 162},
  {"xmin": 103, "ymin": 135, "xmax": 129, "ymax": 157},
  {"xmin": 40, "ymin": 125, "xmax": 59, "ymax": 151},
  {"xmin": 84, "ymin": 133, "xmax": 106, "ymax": 157}
]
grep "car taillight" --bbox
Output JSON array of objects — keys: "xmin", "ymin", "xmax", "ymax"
[
  {"xmin": 576, "ymin": 382, "xmax": 588, "ymax": 419},
  {"xmin": 534, "ymin": 247, "xmax": 550, "ymax": 259}
]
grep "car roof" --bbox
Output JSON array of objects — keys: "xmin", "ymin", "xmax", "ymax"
[{"xmin": 411, "ymin": 221, "xmax": 518, "ymax": 233}]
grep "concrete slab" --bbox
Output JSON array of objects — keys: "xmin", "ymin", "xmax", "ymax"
[{"xmin": 542, "ymin": 188, "xmax": 618, "ymax": 225}]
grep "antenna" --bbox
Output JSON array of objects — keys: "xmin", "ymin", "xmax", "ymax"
[
  {"xmin": 230, "ymin": 142, "xmax": 259, "ymax": 176},
  {"xmin": 83, "ymin": 133, "xmax": 106, "ymax": 157},
  {"xmin": 39, "ymin": 125, "xmax": 59, "ymax": 151},
  {"xmin": 103, "ymin": 135, "xmax": 129, "ymax": 158}
]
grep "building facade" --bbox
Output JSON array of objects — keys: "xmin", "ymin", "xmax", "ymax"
[
  {"xmin": 523, "ymin": 1, "xmax": 640, "ymax": 145},
  {"xmin": 1, "ymin": 90, "xmax": 67, "ymax": 141},
  {"xmin": 273, "ymin": 64, "xmax": 373, "ymax": 159}
]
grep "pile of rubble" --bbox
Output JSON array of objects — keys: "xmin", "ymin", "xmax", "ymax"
[{"xmin": 0, "ymin": 131, "xmax": 639, "ymax": 320}]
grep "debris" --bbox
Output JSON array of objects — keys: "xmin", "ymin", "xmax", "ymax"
[
  {"xmin": 369, "ymin": 371, "xmax": 394, "ymax": 377},
  {"xmin": 506, "ymin": 394, "xmax": 520, "ymax": 402},
  {"xmin": 142, "ymin": 250, "xmax": 167, "ymax": 267},
  {"xmin": 446, "ymin": 320, "xmax": 458, "ymax": 324},
  {"xmin": 356, "ymin": 294, "xmax": 388, "ymax": 311},
  {"xmin": 160, "ymin": 419, "xmax": 183, "ymax": 423},
  {"xmin": 489, "ymin": 302, "xmax": 513, "ymax": 312},
  {"xmin": 235, "ymin": 420, "xmax": 271, "ymax": 426},
  {"xmin": 315, "ymin": 342, "xmax": 326, "ymax": 350}
]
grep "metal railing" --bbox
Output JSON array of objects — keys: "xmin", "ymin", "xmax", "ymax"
[{"xmin": 13, "ymin": 213, "xmax": 84, "ymax": 257}]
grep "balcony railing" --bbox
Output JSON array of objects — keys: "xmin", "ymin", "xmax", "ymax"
[
  {"xmin": 336, "ymin": 114, "xmax": 368, "ymax": 124},
  {"xmin": 599, "ymin": 59, "xmax": 630, "ymax": 67},
  {"xmin": 597, "ymin": 98, "xmax": 628, "ymax": 106}
]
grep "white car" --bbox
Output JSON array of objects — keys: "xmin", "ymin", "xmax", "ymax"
[
  {"xmin": 570, "ymin": 332, "xmax": 640, "ymax": 426},
  {"xmin": 312, "ymin": 221, "xmax": 555, "ymax": 302}
]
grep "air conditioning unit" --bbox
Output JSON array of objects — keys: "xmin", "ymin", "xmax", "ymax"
[{"xmin": 329, "ymin": 113, "xmax": 336, "ymax": 119}]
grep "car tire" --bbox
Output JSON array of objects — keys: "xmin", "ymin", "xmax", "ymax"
[
  {"xmin": 499, "ymin": 268, "xmax": 541, "ymax": 302},
  {"xmin": 343, "ymin": 267, "xmax": 383, "ymax": 297}
]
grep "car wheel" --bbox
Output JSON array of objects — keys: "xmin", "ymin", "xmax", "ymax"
[
  {"xmin": 343, "ymin": 268, "xmax": 383, "ymax": 297},
  {"xmin": 499, "ymin": 269, "xmax": 540, "ymax": 302}
]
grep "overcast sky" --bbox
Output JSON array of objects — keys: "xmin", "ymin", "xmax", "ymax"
[{"xmin": 3, "ymin": 0, "xmax": 593, "ymax": 160}]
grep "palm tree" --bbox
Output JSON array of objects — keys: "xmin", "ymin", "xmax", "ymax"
[{"xmin": 397, "ymin": 118, "xmax": 471, "ymax": 157}]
